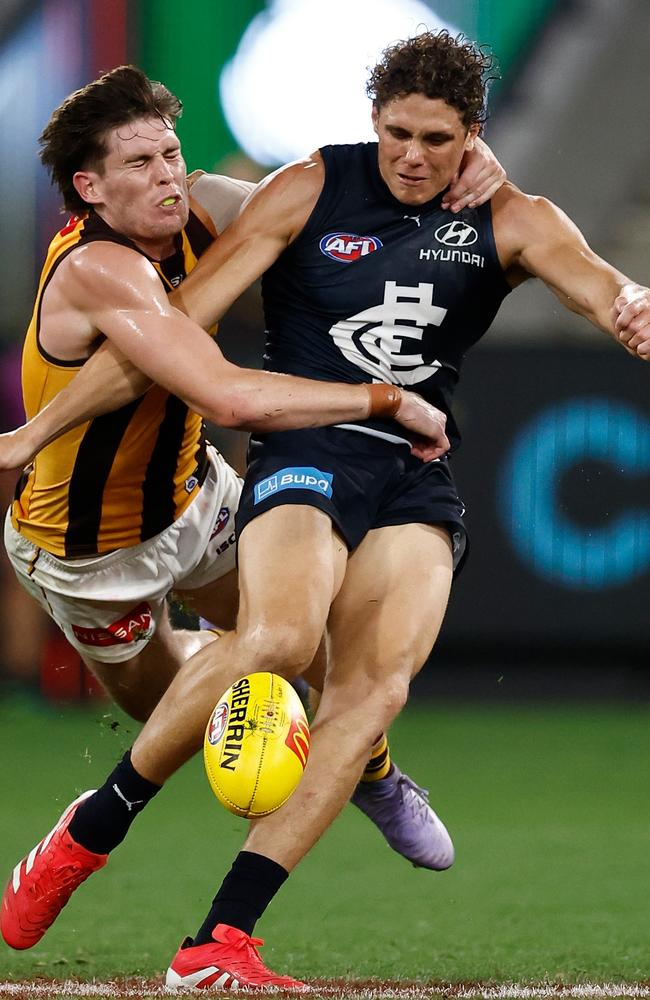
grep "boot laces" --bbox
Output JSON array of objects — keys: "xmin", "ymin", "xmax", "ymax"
[
  {"xmin": 28, "ymin": 860, "xmax": 86, "ymax": 905},
  {"xmin": 221, "ymin": 930, "xmax": 302, "ymax": 986},
  {"xmin": 398, "ymin": 775, "xmax": 431, "ymax": 819},
  {"xmin": 234, "ymin": 932, "xmax": 264, "ymax": 956}
]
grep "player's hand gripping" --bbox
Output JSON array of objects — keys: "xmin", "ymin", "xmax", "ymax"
[
  {"xmin": 613, "ymin": 284, "xmax": 650, "ymax": 359},
  {"xmin": 442, "ymin": 137, "xmax": 506, "ymax": 213},
  {"xmin": 0, "ymin": 427, "xmax": 35, "ymax": 473},
  {"xmin": 394, "ymin": 391, "xmax": 450, "ymax": 462}
]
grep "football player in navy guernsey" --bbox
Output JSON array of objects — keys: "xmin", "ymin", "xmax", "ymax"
[
  {"xmin": 0, "ymin": 61, "xmax": 506, "ymax": 986},
  {"xmin": 161, "ymin": 27, "xmax": 650, "ymax": 988},
  {"xmin": 150, "ymin": 31, "xmax": 648, "ymax": 990}
]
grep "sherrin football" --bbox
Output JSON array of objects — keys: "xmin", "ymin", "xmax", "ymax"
[{"xmin": 203, "ymin": 672, "xmax": 310, "ymax": 818}]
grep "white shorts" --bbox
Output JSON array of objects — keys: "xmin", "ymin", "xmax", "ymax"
[{"xmin": 4, "ymin": 445, "xmax": 242, "ymax": 664}]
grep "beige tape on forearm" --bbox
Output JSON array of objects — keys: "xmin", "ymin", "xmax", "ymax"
[{"xmin": 366, "ymin": 383, "xmax": 402, "ymax": 418}]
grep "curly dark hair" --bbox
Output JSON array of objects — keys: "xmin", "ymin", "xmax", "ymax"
[
  {"xmin": 40, "ymin": 65, "xmax": 183, "ymax": 214},
  {"xmin": 367, "ymin": 30, "xmax": 497, "ymax": 129}
]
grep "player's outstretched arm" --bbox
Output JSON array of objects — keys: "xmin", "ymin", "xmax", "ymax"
[
  {"xmin": 442, "ymin": 136, "xmax": 506, "ymax": 213},
  {"xmin": 0, "ymin": 329, "xmax": 449, "ymax": 471},
  {"xmin": 64, "ymin": 243, "xmax": 449, "ymax": 454},
  {"xmin": 0, "ymin": 343, "xmax": 151, "ymax": 472},
  {"xmin": 495, "ymin": 184, "xmax": 650, "ymax": 360}
]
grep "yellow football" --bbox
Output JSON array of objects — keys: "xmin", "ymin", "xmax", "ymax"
[{"xmin": 203, "ymin": 672, "xmax": 310, "ymax": 818}]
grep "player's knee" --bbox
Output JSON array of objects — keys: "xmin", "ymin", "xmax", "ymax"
[
  {"xmin": 318, "ymin": 669, "xmax": 409, "ymax": 735},
  {"xmin": 372, "ymin": 673, "xmax": 410, "ymax": 727},
  {"xmin": 238, "ymin": 620, "xmax": 321, "ymax": 679}
]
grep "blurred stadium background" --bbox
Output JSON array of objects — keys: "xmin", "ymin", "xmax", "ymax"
[{"xmin": 0, "ymin": 0, "xmax": 648, "ymax": 989}]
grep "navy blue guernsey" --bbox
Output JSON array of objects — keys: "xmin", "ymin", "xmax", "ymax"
[{"xmin": 261, "ymin": 142, "xmax": 512, "ymax": 449}]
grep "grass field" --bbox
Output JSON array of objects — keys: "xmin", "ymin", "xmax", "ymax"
[{"xmin": 0, "ymin": 693, "xmax": 648, "ymax": 997}]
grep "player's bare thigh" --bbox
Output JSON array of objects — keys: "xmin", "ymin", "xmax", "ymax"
[
  {"xmin": 182, "ymin": 565, "xmax": 329, "ymax": 691},
  {"xmin": 234, "ymin": 504, "xmax": 348, "ymax": 674},
  {"xmin": 174, "ymin": 566, "xmax": 239, "ymax": 630},
  {"xmin": 321, "ymin": 522, "xmax": 453, "ymax": 716}
]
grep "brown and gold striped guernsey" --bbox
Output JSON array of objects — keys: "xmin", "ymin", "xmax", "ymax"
[{"xmin": 11, "ymin": 206, "xmax": 214, "ymax": 557}]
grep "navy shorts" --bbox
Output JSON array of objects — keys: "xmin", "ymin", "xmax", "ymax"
[{"xmin": 235, "ymin": 427, "xmax": 468, "ymax": 571}]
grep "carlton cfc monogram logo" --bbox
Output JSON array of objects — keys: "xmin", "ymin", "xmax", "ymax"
[
  {"xmin": 319, "ymin": 232, "xmax": 383, "ymax": 262},
  {"xmin": 328, "ymin": 281, "xmax": 447, "ymax": 386}
]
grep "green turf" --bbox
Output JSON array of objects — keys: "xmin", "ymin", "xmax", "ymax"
[{"xmin": 0, "ymin": 694, "xmax": 648, "ymax": 984}]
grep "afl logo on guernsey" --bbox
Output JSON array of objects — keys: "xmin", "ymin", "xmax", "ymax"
[{"xmin": 319, "ymin": 232, "xmax": 383, "ymax": 263}]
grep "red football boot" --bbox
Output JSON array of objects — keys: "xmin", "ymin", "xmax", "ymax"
[
  {"xmin": 1, "ymin": 791, "xmax": 108, "ymax": 949},
  {"xmin": 166, "ymin": 922, "xmax": 309, "ymax": 992}
]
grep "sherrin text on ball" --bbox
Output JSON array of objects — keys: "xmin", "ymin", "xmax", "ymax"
[{"xmin": 203, "ymin": 672, "xmax": 310, "ymax": 818}]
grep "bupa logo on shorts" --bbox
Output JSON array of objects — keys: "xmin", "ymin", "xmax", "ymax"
[
  {"xmin": 210, "ymin": 506, "xmax": 230, "ymax": 539},
  {"xmin": 71, "ymin": 601, "xmax": 153, "ymax": 647},
  {"xmin": 434, "ymin": 221, "xmax": 478, "ymax": 247},
  {"xmin": 207, "ymin": 702, "xmax": 229, "ymax": 745},
  {"xmin": 319, "ymin": 232, "xmax": 383, "ymax": 263},
  {"xmin": 254, "ymin": 467, "xmax": 334, "ymax": 504}
]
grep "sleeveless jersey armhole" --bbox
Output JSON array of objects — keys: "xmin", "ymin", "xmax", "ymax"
[
  {"xmin": 289, "ymin": 146, "xmax": 349, "ymax": 249},
  {"xmin": 478, "ymin": 200, "xmax": 512, "ymax": 297}
]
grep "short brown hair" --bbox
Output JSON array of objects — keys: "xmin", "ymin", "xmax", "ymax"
[
  {"xmin": 40, "ymin": 65, "xmax": 183, "ymax": 214},
  {"xmin": 367, "ymin": 31, "xmax": 496, "ymax": 129}
]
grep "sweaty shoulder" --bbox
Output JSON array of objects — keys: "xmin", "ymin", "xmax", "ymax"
[
  {"xmin": 61, "ymin": 241, "xmax": 165, "ymax": 311},
  {"xmin": 491, "ymin": 181, "xmax": 585, "ymax": 274},
  {"xmin": 38, "ymin": 241, "xmax": 164, "ymax": 361},
  {"xmin": 240, "ymin": 153, "xmax": 325, "ymax": 243}
]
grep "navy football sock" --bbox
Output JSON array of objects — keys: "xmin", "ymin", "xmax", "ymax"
[
  {"xmin": 68, "ymin": 750, "xmax": 161, "ymax": 855},
  {"xmin": 193, "ymin": 851, "xmax": 289, "ymax": 944}
]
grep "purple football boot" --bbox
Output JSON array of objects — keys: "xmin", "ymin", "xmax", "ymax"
[{"xmin": 351, "ymin": 765, "xmax": 454, "ymax": 870}]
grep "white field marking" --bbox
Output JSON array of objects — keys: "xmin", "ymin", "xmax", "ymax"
[{"xmin": 0, "ymin": 983, "xmax": 649, "ymax": 999}]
